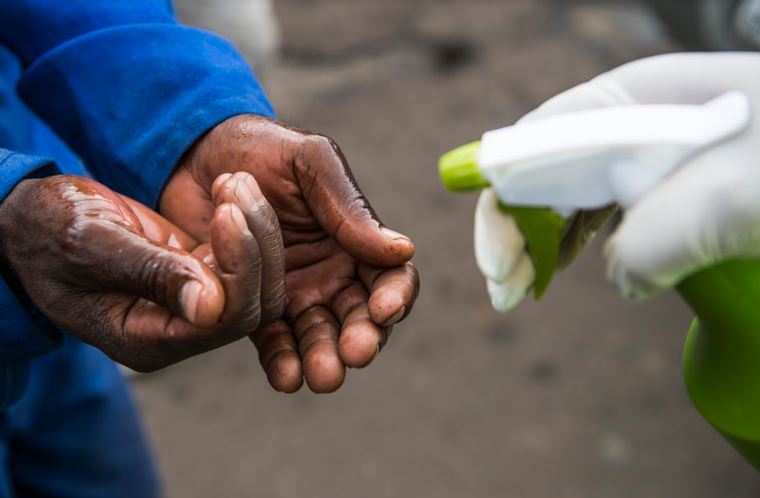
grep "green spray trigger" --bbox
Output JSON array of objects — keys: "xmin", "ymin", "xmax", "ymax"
[
  {"xmin": 498, "ymin": 206, "xmax": 564, "ymax": 299},
  {"xmin": 439, "ymin": 142, "xmax": 566, "ymax": 300}
]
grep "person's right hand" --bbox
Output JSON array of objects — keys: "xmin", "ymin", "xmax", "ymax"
[
  {"xmin": 0, "ymin": 173, "xmax": 281, "ymax": 372},
  {"xmin": 161, "ymin": 116, "xmax": 420, "ymax": 393}
]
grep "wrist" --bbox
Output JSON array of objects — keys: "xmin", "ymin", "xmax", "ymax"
[
  {"xmin": 0, "ymin": 178, "xmax": 39, "ymax": 270},
  {"xmin": 179, "ymin": 114, "xmax": 245, "ymax": 188},
  {"xmin": 159, "ymin": 113, "xmax": 258, "ymax": 211}
]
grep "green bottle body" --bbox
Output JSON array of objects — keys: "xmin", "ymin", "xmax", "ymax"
[
  {"xmin": 680, "ymin": 260, "xmax": 760, "ymax": 470},
  {"xmin": 499, "ymin": 210, "xmax": 760, "ymax": 469}
]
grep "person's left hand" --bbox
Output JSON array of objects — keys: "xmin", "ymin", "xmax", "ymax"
[{"xmin": 160, "ymin": 115, "xmax": 420, "ymax": 393}]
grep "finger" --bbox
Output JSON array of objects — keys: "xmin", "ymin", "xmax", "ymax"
[
  {"xmin": 297, "ymin": 135, "xmax": 415, "ymax": 267},
  {"xmin": 604, "ymin": 139, "xmax": 760, "ymax": 299},
  {"xmin": 250, "ymin": 320, "xmax": 303, "ymax": 393},
  {"xmin": 475, "ymin": 189, "xmax": 527, "ymax": 282},
  {"xmin": 601, "ymin": 53, "xmax": 760, "ymax": 106},
  {"xmin": 120, "ymin": 194, "xmax": 199, "ymax": 251},
  {"xmin": 293, "ymin": 306, "xmax": 345, "ymax": 393},
  {"xmin": 211, "ymin": 202, "xmax": 263, "ymax": 330},
  {"xmin": 330, "ymin": 282, "xmax": 387, "ymax": 368},
  {"xmin": 79, "ymin": 221, "xmax": 224, "ymax": 327},
  {"xmin": 103, "ymin": 294, "xmax": 221, "ymax": 372},
  {"xmin": 103, "ymin": 203, "xmax": 262, "ymax": 370},
  {"xmin": 486, "ymin": 252, "xmax": 535, "ymax": 313},
  {"xmin": 157, "ymin": 164, "xmax": 217, "ymax": 242},
  {"xmin": 212, "ymin": 172, "xmax": 287, "ymax": 324},
  {"xmin": 116, "ymin": 297, "xmax": 244, "ymax": 372},
  {"xmin": 359, "ymin": 262, "xmax": 419, "ymax": 326},
  {"xmin": 76, "ymin": 294, "xmax": 175, "ymax": 372}
]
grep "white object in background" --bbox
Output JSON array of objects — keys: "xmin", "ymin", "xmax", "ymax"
[{"xmin": 174, "ymin": 0, "xmax": 281, "ymax": 77}]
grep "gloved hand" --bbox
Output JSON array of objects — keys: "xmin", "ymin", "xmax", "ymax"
[
  {"xmin": 476, "ymin": 52, "xmax": 760, "ymax": 311},
  {"xmin": 160, "ymin": 115, "xmax": 419, "ymax": 393},
  {"xmin": 0, "ymin": 173, "xmax": 278, "ymax": 372}
]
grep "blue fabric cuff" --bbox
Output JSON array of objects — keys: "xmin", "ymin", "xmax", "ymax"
[
  {"xmin": 18, "ymin": 24, "xmax": 275, "ymax": 208},
  {"xmin": 0, "ymin": 150, "xmax": 63, "ymax": 361},
  {"xmin": 0, "ymin": 152, "xmax": 63, "ymax": 408},
  {"xmin": 0, "ymin": 277, "xmax": 62, "ymax": 360},
  {"xmin": 0, "ymin": 149, "xmax": 57, "ymax": 200}
]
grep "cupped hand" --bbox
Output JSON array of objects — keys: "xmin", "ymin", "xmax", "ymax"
[
  {"xmin": 161, "ymin": 115, "xmax": 420, "ymax": 393},
  {"xmin": 0, "ymin": 174, "xmax": 283, "ymax": 372}
]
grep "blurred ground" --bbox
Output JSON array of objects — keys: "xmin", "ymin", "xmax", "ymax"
[{"xmin": 137, "ymin": 1, "xmax": 760, "ymax": 497}]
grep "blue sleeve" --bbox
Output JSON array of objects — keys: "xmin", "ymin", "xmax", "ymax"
[
  {"xmin": 1, "ymin": 0, "xmax": 275, "ymax": 208},
  {"xmin": 0, "ymin": 149, "xmax": 63, "ymax": 409}
]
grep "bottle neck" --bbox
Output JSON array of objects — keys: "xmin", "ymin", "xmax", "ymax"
[{"xmin": 677, "ymin": 260, "xmax": 760, "ymax": 336}]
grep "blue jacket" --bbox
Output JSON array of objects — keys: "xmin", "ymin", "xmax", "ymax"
[{"xmin": 0, "ymin": 0, "xmax": 275, "ymax": 407}]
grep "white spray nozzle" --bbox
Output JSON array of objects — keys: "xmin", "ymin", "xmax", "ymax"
[{"xmin": 478, "ymin": 91, "xmax": 752, "ymax": 211}]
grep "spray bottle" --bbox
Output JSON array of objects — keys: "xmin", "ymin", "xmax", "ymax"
[{"xmin": 438, "ymin": 91, "xmax": 760, "ymax": 470}]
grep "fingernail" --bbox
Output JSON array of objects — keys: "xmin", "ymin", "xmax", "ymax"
[
  {"xmin": 383, "ymin": 306, "xmax": 405, "ymax": 326},
  {"xmin": 234, "ymin": 178, "xmax": 257, "ymax": 207},
  {"xmin": 228, "ymin": 205, "xmax": 248, "ymax": 234},
  {"xmin": 179, "ymin": 280, "xmax": 202, "ymax": 323},
  {"xmin": 381, "ymin": 227, "xmax": 409, "ymax": 241},
  {"xmin": 211, "ymin": 173, "xmax": 233, "ymax": 202},
  {"xmin": 361, "ymin": 344, "xmax": 381, "ymax": 368},
  {"xmin": 245, "ymin": 175, "xmax": 268, "ymax": 210}
]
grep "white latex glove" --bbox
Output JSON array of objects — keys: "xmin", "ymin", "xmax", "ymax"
[{"xmin": 476, "ymin": 52, "xmax": 760, "ymax": 312}]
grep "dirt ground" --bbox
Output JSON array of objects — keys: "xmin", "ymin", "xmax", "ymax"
[{"xmin": 135, "ymin": 1, "xmax": 760, "ymax": 497}]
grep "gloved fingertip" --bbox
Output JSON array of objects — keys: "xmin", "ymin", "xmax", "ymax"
[
  {"xmin": 604, "ymin": 237, "xmax": 659, "ymax": 301},
  {"xmin": 474, "ymin": 191, "xmax": 526, "ymax": 281},
  {"xmin": 486, "ymin": 279, "xmax": 527, "ymax": 314}
]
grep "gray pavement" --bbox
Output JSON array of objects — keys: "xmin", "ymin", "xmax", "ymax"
[{"xmin": 135, "ymin": 2, "xmax": 760, "ymax": 496}]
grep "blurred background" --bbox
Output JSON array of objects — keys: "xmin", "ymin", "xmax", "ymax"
[{"xmin": 139, "ymin": 1, "xmax": 760, "ymax": 496}]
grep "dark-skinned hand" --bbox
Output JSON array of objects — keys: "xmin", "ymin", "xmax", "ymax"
[
  {"xmin": 160, "ymin": 115, "xmax": 420, "ymax": 393},
  {"xmin": 0, "ymin": 173, "xmax": 284, "ymax": 372}
]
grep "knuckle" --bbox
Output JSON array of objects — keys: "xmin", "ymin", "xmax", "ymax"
[
  {"xmin": 137, "ymin": 252, "xmax": 197, "ymax": 306},
  {"xmin": 303, "ymin": 134, "xmax": 340, "ymax": 165},
  {"xmin": 307, "ymin": 133, "xmax": 337, "ymax": 151},
  {"xmin": 61, "ymin": 218, "xmax": 100, "ymax": 254},
  {"xmin": 136, "ymin": 254, "xmax": 170, "ymax": 294}
]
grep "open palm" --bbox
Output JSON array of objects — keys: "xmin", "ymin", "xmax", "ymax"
[{"xmin": 161, "ymin": 115, "xmax": 419, "ymax": 392}]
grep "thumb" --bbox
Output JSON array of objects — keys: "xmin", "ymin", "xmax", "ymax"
[
  {"xmin": 80, "ymin": 221, "xmax": 225, "ymax": 327},
  {"xmin": 297, "ymin": 135, "xmax": 415, "ymax": 266}
]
